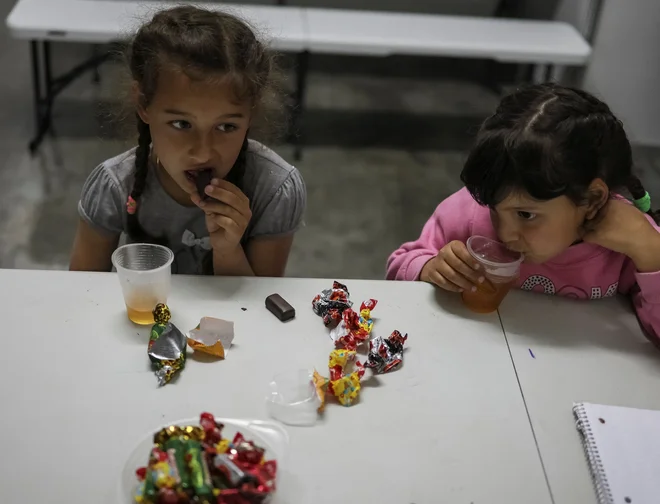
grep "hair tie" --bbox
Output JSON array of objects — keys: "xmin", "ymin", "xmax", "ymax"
[
  {"xmin": 633, "ymin": 191, "xmax": 652, "ymax": 213},
  {"xmin": 126, "ymin": 195, "xmax": 138, "ymax": 215}
]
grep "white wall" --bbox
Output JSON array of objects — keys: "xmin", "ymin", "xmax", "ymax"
[{"xmin": 568, "ymin": 0, "xmax": 660, "ymax": 145}]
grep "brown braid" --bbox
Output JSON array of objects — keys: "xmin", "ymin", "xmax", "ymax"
[{"xmin": 126, "ymin": 115, "xmax": 155, "ymax": 242}]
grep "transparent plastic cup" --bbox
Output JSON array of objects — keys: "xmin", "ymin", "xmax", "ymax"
[
  {"xmin": 266, "ymin": 369, "xmax": 321, "ymax": 426},
  {"xmin": 461, "ymin": 235, "xmax": 523, "ymax": 314},
  {"xmin": 111, "ymin": 243, "xmax": 174, "ymax": 325}
]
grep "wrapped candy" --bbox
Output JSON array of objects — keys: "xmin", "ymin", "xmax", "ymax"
[
  {"xmin": 327, "ymin": 349, "xmax": 365, "ymax": 407},
  {"xmin": 148, "ymin": 304, "xmax": 186, "ymax": 386},
  {"xmin": 134, "ymin": 413, "xmax": 278, "ymax": 504},
  {"xmin": 187, "ymin": 317, "xmax": 235, "ymax": 358},
  {"xmin": 329, "ymin": 299, "xmax": 378, "ymax": 350},
  {"xmin": 312, "ymin": 281, "xmax": 352, "ymax": 328},
  {"xmin": 364, "ymin": 330, "xmax": 408, "ymax": 374}
]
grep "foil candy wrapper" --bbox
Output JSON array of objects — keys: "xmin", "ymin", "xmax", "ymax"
[
  {"xmin": 326, "ymin": 349, "xmax": 365, "ymax": 407},
  {"xmin": 148, "ymin": 304, "xmax": 186, "ymax": 387},
  {"xmin": 312, "ymin": 281, "xmax": 352, "ymax": 328},
  {"xmin": 364, "ymin": 330, "xmax": 408, "ymax": 374},
  {"xmin": 135, "ymin": 412, "xmax": 277, "ymax": 504},
  {"xmin": 328, "ymin": 299, "xmax": 378, "ymax": 350},
  {"xmin": 187, "ymin": 317, "xmax": 235, "ymax": 358}
]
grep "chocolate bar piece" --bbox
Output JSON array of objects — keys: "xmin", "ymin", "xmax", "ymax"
[
  {"xmin": 265, "ymin": 294, "xmax": 295, "ymax": 322},
  {"xmin": 196, "ymin": 169, "xmax": 214, "ymax": 200}
]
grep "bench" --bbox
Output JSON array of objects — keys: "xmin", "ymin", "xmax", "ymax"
[{"xmin": 7, "ymin": 0, "xmax": 591, "ymax": 158}]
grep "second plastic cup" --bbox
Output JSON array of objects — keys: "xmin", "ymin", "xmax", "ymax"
[
  {"xmin": 111, "ymin": 243, "xmax": 174, "ymax": 325},
  {"xmin": 461, "ymin": 235, "xmax": 523, "ymax": 314}
]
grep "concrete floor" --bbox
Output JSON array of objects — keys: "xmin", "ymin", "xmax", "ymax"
[{"xmin": 2, "ymin": 0, "xmax": 660, "ymax": 279}]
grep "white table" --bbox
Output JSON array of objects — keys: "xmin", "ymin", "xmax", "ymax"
[
  {"xmin": 305, "ymin": 8, "xmax": 591, "ymax": 65},
  {"xmin": 0, "ymin": 269, "xmax": 551, "ymax": 503},
  {"xmin": 499, "ymin": 290, "xmax": 660, "ymax": 504}
]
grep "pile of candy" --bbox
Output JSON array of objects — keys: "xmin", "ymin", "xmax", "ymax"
[
  {"xmin": 312, "ymin": 282, "xmax": 378, "ymax": 351},
  {"xmin": 134, "ymin": 412, "xmax": 277, "ymax": 504},
  {"xmin": 310, "ymin": 282, "xmax": 409, "ymax": 408}
]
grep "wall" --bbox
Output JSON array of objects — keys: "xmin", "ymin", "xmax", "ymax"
[{"xmin": 561, "ymin": 0, "xmax": 660, "ymax": 146}]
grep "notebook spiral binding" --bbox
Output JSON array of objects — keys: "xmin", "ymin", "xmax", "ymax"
[{"xmin": 573, "ymin": 403, "xmax": 614, "ymax": 504}]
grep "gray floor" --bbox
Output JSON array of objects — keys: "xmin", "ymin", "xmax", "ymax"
[{"xmin": 2, "ymin": 0, "xmax": 660, "ymax": 279}]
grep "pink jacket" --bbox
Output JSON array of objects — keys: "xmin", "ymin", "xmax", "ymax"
[{"xmin": 387, "ymin": 188, "xmax": 660, "ymax": 339}]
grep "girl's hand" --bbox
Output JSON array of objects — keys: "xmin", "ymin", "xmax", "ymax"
[
  {"xmin": 420, "ymin": 240, "xmax": 484, "ymax": 292},
  {"xmin": 583, "ymin": 199, "xmax": 660, "ymax": 272},
  {"xmin": 191, "ymin": 179, "xmax": 252, "ymax": 255}
]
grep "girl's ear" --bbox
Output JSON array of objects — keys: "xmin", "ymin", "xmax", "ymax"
[
  {"xmin": 132, "ymin": 81, "xmax": 149, "ymax": 124},
  {"xmin": 585, "ymin": 178, "xmax": 609, "ymax": 219}
]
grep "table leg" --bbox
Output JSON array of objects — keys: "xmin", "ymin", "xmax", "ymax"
[
  {"xmin": 29, "ymin": 41, "xmax": 55, "ymax": 153},
  {"xmin": 532, "ymin": 64, "xmax": 550, "ymax": 84},
  {"xmin": 30, "ymin": 40, "xmax": 42, "ymax": 135},
  {"xmin": 292, "ymin": 50, "xmax": 309, "ymax": 162},
  {"xmin": 92, "ymin": 45, "xmax": 101, "ymax": 84}
]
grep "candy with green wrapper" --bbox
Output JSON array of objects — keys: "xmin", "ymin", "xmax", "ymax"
[{"xmin": 148, "ymin": 304, "xmax": 186, "ymax": 386}]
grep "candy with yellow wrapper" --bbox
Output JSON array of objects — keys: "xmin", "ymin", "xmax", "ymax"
[
  {"xmin": 318, "ymin": 349, "xmax": 365, "ymax": 407},
  {"xmin": 187, "ymin": 317, "xmax": 234, "ymax": 358}
]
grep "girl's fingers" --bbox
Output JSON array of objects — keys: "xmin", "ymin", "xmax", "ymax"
[
  {"xmin": 200, "ymin": 199, "xmax": 249, "ymax": 227},
  {"xmin": 435, "ymin": 261, "xmax": 476, "ymax": 291},
  {"xmin": 209, "ymin": 180, "xmax": 250, "ymax": 207},
  {"xmin": 429, "ymin": 269, "xmax": 463, "ymax": 292},
  {"xmin": 208, "ymin": 214, "xmax": 242, "ymax": 235},
  {"xmin": 445, "ymin": 249, "xmax": 484, "ymax": 285}
]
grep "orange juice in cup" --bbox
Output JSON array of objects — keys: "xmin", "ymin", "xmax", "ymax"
[{"xmin": 461, "ymin": 236, "xmax": 523, "ymax": 314}]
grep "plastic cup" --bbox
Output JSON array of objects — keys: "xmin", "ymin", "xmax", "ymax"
[
  {"xmin": 461, "ymin": 235, "xmax": 523, "ymax": 314},
  {"xmin": 111, "ymin": 243, "xmax": 174, "ymax": 325},
  {"xmin": 266, "ymin": 369, "xmax": 321, "ymax": 426}
]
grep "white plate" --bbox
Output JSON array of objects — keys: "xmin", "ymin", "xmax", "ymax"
[{"xmin": 115, "ymin": 417, "xmax": 289, "ymax": 504}]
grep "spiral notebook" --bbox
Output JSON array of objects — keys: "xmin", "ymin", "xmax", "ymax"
[{"xmin": 573, "ymin": 402, "xmax": 660, "ymax": 504}]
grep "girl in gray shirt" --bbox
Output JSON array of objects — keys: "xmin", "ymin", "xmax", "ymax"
[{"xmin": 70, "ymin": 6, "xmax": 306, "ymax": 276}]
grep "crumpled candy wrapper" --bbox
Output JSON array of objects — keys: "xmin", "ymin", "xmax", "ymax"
[
  {"xmin": 148, "ymin": 304, "xmax": 186, "ymax": 386},
  {"xmin": 329, "ymin": 299, "xmax": 378, "ymax": 350},
  {"xmin": 364, "ymin": 330, "xmax": 408, "ymax": 374},
  {"xmin": 312, "ymin": 281, "xmax": 353, "ymax": 328},
  {"xmin": 187, "ymin": 317, "xmax": 235, "ymax": 358},
  {"xmin": 326, "ymin": 349, "xmax": 365, "ymax": 407}
]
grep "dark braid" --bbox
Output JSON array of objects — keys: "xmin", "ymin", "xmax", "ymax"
[
  {"xmin": 627, "ymin": 174, "xmax": 660, "ymax": 223},
  {"xmin": 126, "ymin": 116, "xmax": 155, "ymax": 242}
]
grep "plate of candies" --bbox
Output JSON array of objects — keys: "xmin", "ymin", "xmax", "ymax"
[{"xmin": 120, "ymin": 412, "xmax": 288, "ymax": 503}]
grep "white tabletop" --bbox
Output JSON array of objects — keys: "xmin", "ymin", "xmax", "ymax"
[
  {"xmin": 499, "ymin": 291, "xmax": 660, "ymax": 504},
  {"xmin": 0, "ymin": 269, "xmax": 551, "ymax": 503},
  {"xmin": 6, "ymin": 0, "xmax": 307, "ymax": 50},
  {"xmin": 305, "ymin": 8, "xmax": 591, "ymax": 64}
]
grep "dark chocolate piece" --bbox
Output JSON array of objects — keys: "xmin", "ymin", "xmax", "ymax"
[
  {"xmin": 265, "ymin": 294, "xmax": 295, "ymax": 322},
  {"xmin": 196, "ymin": 169, "xmax": 214, "ymax": 200}
]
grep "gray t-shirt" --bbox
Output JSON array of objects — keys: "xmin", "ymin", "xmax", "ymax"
[{"xmin": 78, "ymin": 140, "xmax": 306, "ymax": 274}]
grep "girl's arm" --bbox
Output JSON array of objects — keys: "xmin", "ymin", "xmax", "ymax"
[
  {"xmin": 386, "ymin": 188, "xmax": 476, "ymax": 281},
  {"xmin": 70, "ymin": 219, "xmax": 120, "ymax": 272}
]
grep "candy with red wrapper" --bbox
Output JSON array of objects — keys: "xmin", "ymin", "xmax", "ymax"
[
  {"xmin": 364, "ymin": 330, "xmax": 408, "ymax": 374},
  {"xmin": 312, "ymin": 281, "xmax": 352, "ymax": 328},
  {"xmin": 329, "ymin": 299, "xmax": 378, "ymax": 350},
  {"xmin": 133, "ymin": 412, "xmax": 277, "ymax": 504}
]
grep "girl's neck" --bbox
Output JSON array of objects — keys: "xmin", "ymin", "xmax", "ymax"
[{"xmin": 151, "ymin": 155, "xmax": 196, "ymax": 207}]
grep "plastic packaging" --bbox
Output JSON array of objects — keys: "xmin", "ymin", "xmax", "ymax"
[{"xmin": 266, "ymin": 369, "xmax": 321, "ymax": 426}]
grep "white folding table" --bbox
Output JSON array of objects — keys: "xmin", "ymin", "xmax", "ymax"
[
  {"xmin": 0, "ymin": 269, "xmax": 552, "ymax": 503},
  {"xmin": 499, "ymin": 290, "xmax": 660, "ymax": 504}
]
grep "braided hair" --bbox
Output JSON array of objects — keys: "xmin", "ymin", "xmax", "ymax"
[
  {"xmin": 124, "ymin": 5, "xmax": 283, "ymax": 244},
  {"xmin": 461, "ymin": 83, "xmax": 659, "ymax": 224}
]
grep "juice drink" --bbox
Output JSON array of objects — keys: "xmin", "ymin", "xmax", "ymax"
[
  {"xmin": 462, "ymin": 236, "xmax": 522, "ymax": 314},
  {"xmin": 111, "ymin": 244, "xmax": 174, "ymax": 325},
  {"xmin": 461, "ymin": 275, "xmax": 517, "ymax": 314}
]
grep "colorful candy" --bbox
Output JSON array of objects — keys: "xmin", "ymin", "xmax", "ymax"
[
  {"xmin": 329, "ymin": 299, "xmax": 378, "ymax": 350},
  {"xmin": 326, "ymin": 349, "xmax": 365, "ymax": 407},
  {"xmin": 135, "ymin": 413, "xmax": 277, "ymax": 504},
  {"xmin": 364, "ymin": 330, "xmax": 408, "ymax": 374},
  {"xmin": 312, "ymin": 281, "xmax": 352, "ymax": 328},
  {"xmin": 148, "ymin": 304, "xmax": 186, "ymax": 386}
]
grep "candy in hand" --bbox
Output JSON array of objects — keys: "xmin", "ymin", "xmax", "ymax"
[{"xmin": 195, "ymin": 169, "xmax": 214, "ymax": 200}]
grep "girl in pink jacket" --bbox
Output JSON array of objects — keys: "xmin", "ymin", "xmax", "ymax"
[{"xmin": 387, "ymin": 84, "xmax": 660, "ymax": 338}]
